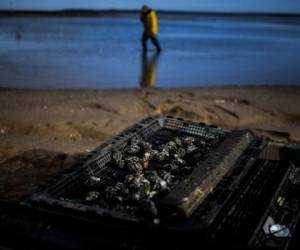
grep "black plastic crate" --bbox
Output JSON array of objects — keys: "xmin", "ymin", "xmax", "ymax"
[
  {"xmin": 2, "ymin": 116, "xmax": 300, "ymax": 250},
  {"xmin": 205, "ymin": 159, "xmax": 297, "ymax": 248},
  {"xmin": 28, "ymin": 116, "xmax": 256, "ymax": 226},
  {"xmin": 249, "ymin": 163, "xmax": 300, "ymax": 250}
]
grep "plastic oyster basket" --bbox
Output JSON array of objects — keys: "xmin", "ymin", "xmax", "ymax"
[
  {"xmin": 27, "ymin": 116, "xmax": 260, "ymax": 226},
  {"xmin": 5, "ymin": 116, "xmax": 299, "ymax": 250},
  {"xmin": 248, "ymin": 163, "xmax": 300, "ymax": 250}
]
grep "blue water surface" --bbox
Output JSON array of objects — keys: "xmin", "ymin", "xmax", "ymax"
[{"xmin": 0, "ymin": 16, "xmax": 300, "ymax": 88}]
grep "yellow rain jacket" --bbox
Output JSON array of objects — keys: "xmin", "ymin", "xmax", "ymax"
[{"xmin": 145, "ymin": 10, "xmax": 158, "ymax": 36}]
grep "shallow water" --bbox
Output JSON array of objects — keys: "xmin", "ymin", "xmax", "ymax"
[{"xmin": 0, "ymin": 16, "xmax": 300, "ymax": 88}]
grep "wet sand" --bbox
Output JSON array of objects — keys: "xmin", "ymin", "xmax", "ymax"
[{"xmin": 0, "ymin": 86, "xmax": 300, "ymax": 201}]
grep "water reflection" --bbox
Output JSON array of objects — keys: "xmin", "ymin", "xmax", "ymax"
[{"xmin": 140, "ymin": 51, "xmax": 161, "ymax": 87}]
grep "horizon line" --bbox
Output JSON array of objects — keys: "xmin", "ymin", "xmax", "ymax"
[{"xmin": 1, "ymin": 8, "xmax": 300, "ymax": 16}]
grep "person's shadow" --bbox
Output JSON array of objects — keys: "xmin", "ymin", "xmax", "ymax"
[{"xmin": 140, "ymin": 51, "xmax": 161, "ymax": 88}]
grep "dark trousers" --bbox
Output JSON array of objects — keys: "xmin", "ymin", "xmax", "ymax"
[{"xmin": 142, "ymin": 32, "xmax": 161, "ymax": 52}]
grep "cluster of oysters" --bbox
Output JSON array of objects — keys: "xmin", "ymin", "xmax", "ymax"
[{"xmin": 84, "ymin": 134, "xmax": 217, "ymax": 220}]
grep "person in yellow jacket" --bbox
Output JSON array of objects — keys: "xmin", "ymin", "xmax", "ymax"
[{"xmin": 140, "ymin": 5, "xmax": 162, "ymax": 52}]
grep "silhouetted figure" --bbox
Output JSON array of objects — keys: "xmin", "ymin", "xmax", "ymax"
[
  {"xmin": 140, "ymin": 51, "xmax": 161, "ymax": 87},
  {"xmin": 140, "ymin": 5, "xmax": 162, "ymax": 52},
  {"xmin": 15, "ymin": 24, "xmax": 22, "ymax": 41}
]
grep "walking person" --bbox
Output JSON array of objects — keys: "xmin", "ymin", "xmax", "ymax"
[{"xmin": 140, "ymin": 5, "xmax": 162, "ymax": 52}]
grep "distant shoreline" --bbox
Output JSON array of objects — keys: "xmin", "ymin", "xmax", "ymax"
[{"xmin": 0, "ymin": 9, "xmax": 300, "ymax": 18}]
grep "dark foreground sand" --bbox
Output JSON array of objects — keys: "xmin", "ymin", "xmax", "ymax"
[{"xmin": 0, "ymin": 86, "xmax": 300, "ymax": 201}]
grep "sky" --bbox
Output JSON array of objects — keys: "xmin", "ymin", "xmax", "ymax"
[{"xmin": 1, "ymin": 0, "xmax": 300, "ymax": 14}]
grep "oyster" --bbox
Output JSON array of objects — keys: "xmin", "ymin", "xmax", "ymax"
[
  {"xmin": 128, "ymin": 175, "xmax": 151, "ymax": 194},
  {"xmin": 156, "ymin": 152, "xmax": 168, "ymax": 162},
  {"xmin": 125, "ymin": 156, "xmax": 143, "ymax": 174},
  {"xmin": 85, "ymin": 191, "xmax": 100, "ymax": 202},
  {"xmin": 86, "ymin": 176, "xmax": 101, "ymax": 186},
  {"xmin": 186, "ymin": 144, "xmax": 198, "ymax": 154},
  {"xmin": 140, "ymin": 141, "xmax": 153, "ymax": 151},
  {"xmin": 125, "ymin": 144, "xmax": 141, "ymax": 155},
  {"xmin": 124, "ymin": 174, "xmax": 136, "ymax": 184},
  {"xmin": 106, "ymin": 186, "xmax": 120, "ymax": 200},
  {"xmin": 158, "ymin": 170, "xmax": 174, "ymax": 185},
  {"xmin": 174, "ymin": 137, "xmax": 183, "ymax": 147},
  {"xmin": 145, "ymin": 171, "xmax": 168, "ymax": 191},
  {"xmin": 176, "ymin": 148, "xmax": 186, "ymax": 158},
  {"xmin": 165, "ymin": 141, "xmax": 177, "ymax": 153},
  {"xmin": 112, "ymin": 151, "xmax": 123, "ymax": 162},
  {"xmin": 149, "ymin": 149, "xmax": 159, "ymax": 160},
  {"xmin": 112, "ymin": 151, "xmax": 125, "ymax": 169},
  {"xmin": 173, "ymin": 157, "xmax": 186, "ymax": 166},
  {"xmin": 142, "ymin": 152, "xmax": 151, "ymax": 169},
  {"xmin": 183, "ymin": 136, "xmax": 195, "ymax": 145},
  {"xmin": 163, "ymin": 162, "xmax": 180, "ymax": 172}
]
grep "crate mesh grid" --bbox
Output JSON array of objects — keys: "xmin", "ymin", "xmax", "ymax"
[{"xmin": 30, "ymin": 116, "xmax": 231, "ymax": 220}]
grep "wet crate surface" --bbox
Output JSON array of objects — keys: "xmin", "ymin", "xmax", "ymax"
[
  {"xmin": 29, "ymin": 116, "xmax": 232, "ymax": 223},
  {"xmin": 197, "ymin": 159, "xmax": 300, "ymax": 250},
  {"xmin": 249, "ymin": 164, "xmax": 300, "ymax": 250}
]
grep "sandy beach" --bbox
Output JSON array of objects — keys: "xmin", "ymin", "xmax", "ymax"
[{"xmin": 0, "ymin": 86, "xmax": 300, "ymax": 201}]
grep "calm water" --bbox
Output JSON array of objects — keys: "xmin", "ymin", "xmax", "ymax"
[{"xmin": 1, "ymin": 16, "xmax": 300, "ymax": 88}]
